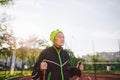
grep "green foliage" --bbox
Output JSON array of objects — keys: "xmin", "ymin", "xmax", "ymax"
[
  {"xmin": 111, "ymin": 59, "xmax": 120, "ymax": 71},
  {"xmin": 0, "ymin": 48, "xmax": 11, "ymax": 60},
  {"xmin": 0, "ymin": 0, "xmax": 13, "ymax": 6},
  {"xmin": 0, "ymin": 71, "xmax": 31, "ymax": 80},
  {"xmin": 0, "ymin": 20, "xmax": 6, "ymax": 47},
  {"xmin": 16, "ymin": 36, "xmax": 47, "ymax": 70},
  {"xmin": 27, "ymin": 48, "xmax": 41, "ymax": 69},
  {"xmin": 65, "ymin": 49, "xmax": 77, "ymax": 67},
  {"xmin": 76, "ymin": 57, "xmax": 85, "ymax": 63},
  {"xmin": 0, "ymin": 73, "xmax": 23, "ymax": 80}
]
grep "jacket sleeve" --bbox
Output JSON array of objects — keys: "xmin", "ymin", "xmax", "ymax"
[{"xmin": 31, "ymin": 50, "xmax": 46, "ymax": 80}]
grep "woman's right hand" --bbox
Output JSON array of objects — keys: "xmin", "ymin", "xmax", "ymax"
[{"xmin": 40, "ymin": 60, "xmax": 47, "ymax": 70}]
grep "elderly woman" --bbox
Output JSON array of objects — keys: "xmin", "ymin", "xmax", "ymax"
[{"xmin": 32, "ymin": 29, "xmax": 70, "ymax": 80}]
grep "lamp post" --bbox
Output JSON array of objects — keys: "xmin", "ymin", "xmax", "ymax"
[
  {"xmin": 118, "ymin": 40, "xmax": 120, "ymax": 53},
  {"xmin": 92, "ymin": 40, "xmax": 96, "ymax": 80}
]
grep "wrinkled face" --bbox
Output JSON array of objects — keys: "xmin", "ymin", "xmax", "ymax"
[{"xmin": 53, "ymin": 32, "xmax": 64, "ymax": 48}]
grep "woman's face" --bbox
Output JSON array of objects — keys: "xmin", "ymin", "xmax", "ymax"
[{"xmin": 53, "ymin": 32, "xmax": 64, "ymax": 48}]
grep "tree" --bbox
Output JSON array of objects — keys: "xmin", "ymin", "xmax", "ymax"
[
  {"xmin": 112, "ymin": 58, "xmax": 120, "ymax": 71},
  {"xmin": 0, "ymin": 13, "xmax": 16, "ymax": 74},
  {"xmin": 17, "ymin": 35, "xmax": 48, "ymax": 71},
  {"xmin": 0, "ymin": 0, "xmax": 13, "ymax": 6},
  {"xmin": 76, "ymin": 57, "xmax": 85, "ymax": 63},
  {"xmin": 65, "ymin": 49, "xmax": 77, "ymax": 67},
  {"xmin": 0, "ymin": 48, "xmax": 11, "ymax": 73},
  {"xmin": 27, "ymin": 48, "xmax": 41, "ymax": 70}
]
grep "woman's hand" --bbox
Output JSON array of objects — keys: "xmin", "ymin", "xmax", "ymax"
[{"xmin": 40, "ymin": 60, "xmax": 47, "ymax": 70}]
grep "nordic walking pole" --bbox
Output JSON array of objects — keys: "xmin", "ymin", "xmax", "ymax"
[{"xmin": 43, "ymin": 69, "xmax": 46, "ymax": 80}]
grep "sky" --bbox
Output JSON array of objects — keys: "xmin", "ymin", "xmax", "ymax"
[{"xmin": 0, "ymin": 0, "xmax": 120, "ymax": 57}]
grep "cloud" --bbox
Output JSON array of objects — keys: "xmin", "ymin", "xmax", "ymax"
[{"xmin": 93, "ymin": 31, "xmax": 120, "ymax": 40}]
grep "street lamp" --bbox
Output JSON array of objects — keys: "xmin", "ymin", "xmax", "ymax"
[{"xmin": 92, "ymin": 40, "xmax": 96, "ymax": 80}]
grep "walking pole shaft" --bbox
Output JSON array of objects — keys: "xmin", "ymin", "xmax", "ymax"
[{"xmin": 43, "ymin": 70, "xmax": 46, "ymax": 80}]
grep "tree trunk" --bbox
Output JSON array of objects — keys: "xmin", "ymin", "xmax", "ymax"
[{"xmin": 9, "ymin": 49, "xmax": 15, "ymax": 74}]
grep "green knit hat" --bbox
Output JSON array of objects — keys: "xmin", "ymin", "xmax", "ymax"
[{"xmin": 50, "ymin": 29, "xmax": 62, "ymax": 42}]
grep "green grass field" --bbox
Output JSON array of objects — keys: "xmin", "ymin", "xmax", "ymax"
[
  {"xmin": 0, "ymin": 70, "xmax": 120, "ymax": 80},
  {"xmin": 0, "ymin": 71, "xmax": 32, "ymax": 80}
]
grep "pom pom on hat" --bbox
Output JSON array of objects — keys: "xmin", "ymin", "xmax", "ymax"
[{"xmin": 50, "ymin": 29, "xmax": 62, "ymax": 42}]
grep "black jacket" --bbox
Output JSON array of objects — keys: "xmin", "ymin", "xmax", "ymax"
[{"xmin": 32, "ymin": 46, "xmax": 70, "ymax": 80}]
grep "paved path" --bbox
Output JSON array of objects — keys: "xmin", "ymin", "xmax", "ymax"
[
  {"xmin": 82, "ymin": 73, "xmax": 120, "ymax": 80},
  {"xmin": 6, "ymin": 73, "xmax": 120, "ymax": 80}
]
